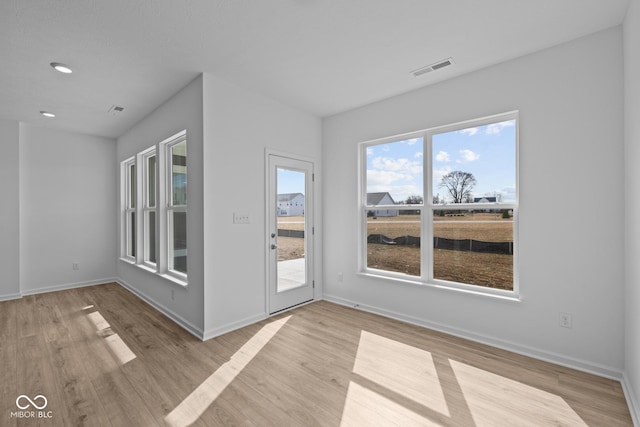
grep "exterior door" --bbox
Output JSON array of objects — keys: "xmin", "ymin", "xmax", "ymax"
[{"xmin": 267, "ymin": 153, "xmax": 314, "ymax": 314}]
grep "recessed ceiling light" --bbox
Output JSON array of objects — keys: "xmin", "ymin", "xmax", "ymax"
[
  {"xmin": 50, "ymin": 62, "xmax": 73, "ymax": 74},
  {"xmin": 40, "ymin": 111, "xmax": 56, "ymax": 118}
]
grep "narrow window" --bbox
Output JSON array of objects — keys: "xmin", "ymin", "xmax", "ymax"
[
  {"xmin": 167, "ymin": 137, "xmax": 187, "ymax": 276},
  {"xmin": 143, "ymin": 150, "xmax": 157, "ymax": 266},
  {"xmin": 124, "ymin": 158, "xmax": 136, "ymax": 260}
]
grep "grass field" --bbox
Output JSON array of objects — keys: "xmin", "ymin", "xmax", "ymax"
[{"xmin": 277, "ymin": 214, "xmax": 514, "ymax": 290}]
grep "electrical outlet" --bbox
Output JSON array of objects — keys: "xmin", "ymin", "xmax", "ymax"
[
  {"xmin": 72, "ymin": 262, "xmax": 80, "ymax": 271},
  {"xmin": 559, "ymin": 312, "xmax": 572, "ymax": 328},
  {"xmin": 171, "ymin": 289, "xmax": 175, "ymax": 301},
  {"xmin": 337, "ymin": 272, "xmax": 343, "ymax": 282}
]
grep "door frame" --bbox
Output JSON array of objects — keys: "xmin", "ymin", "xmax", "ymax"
[{"xmin": 265, "ymin": 149, "xmax": 316, "ymax": 315}]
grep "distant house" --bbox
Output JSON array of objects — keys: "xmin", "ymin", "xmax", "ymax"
[
  {"xmin": 278, "ymin": 193, "xmax": 305, "ymax": 216},
  {"xmin": 473, "ymin": 196, "xmax": 497, "ymax": 203},
  {"xmin": 367, "ymin": 192, "xmax": 398, "ymax": 217},
  {"xmin": 474, "ymin": 196, "xmax": 498, "ymax": 213}
]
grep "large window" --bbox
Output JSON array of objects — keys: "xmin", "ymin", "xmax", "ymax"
[
  {"xmin": 120, "ymin": 130, "xmax": 187, "ymax": 284},
  {"xmin": 361, "ymin": 112, "xmax": 518, "ymax": 296}
]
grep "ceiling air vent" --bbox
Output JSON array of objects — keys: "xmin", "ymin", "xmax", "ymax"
[
  {"xmin": 411, "ymin": 57, "xmax": 454, "ymax": 77},
  {"xmin": 108, "ymin": 105, "xmax": 125, "ymax": 115}
]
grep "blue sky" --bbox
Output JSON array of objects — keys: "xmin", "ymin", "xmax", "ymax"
[
  {"xmin": 366, "ymin": 119, "xmax": 516, "ymax": 203},
  {"xmin": 277, "ymin": 168, "xmax": 306, "ymax": 195}
]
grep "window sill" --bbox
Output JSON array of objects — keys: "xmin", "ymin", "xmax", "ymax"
[
  {"xmin": 119, "ymin": 258, "xmax": 188, "ymax": 288},
  {"xmin": 358, "ymin": 270, "xmax": 521, "ymax": 302},
  {"xmin": 160, "ymin": 273, "xmax": 188, "ymax": 287}
]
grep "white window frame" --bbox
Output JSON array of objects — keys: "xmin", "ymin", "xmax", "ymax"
[
  {"xmin": 359, "ymin": 111, "xmax": 519, "ymax": 299},
  {"xmin": 162, "ymin": 131, "xmax": 187, "ymax": 282},
  {"xmin": 142, "ymin": 147, "xmax": 157, "ymax": 268},
  {"xmin": 122, "ymin": 157, "xmax": 136, "ymax": 262},
  {"xmin": 119, "ymin": 130, "xmax": 188, "ymax": 286}
]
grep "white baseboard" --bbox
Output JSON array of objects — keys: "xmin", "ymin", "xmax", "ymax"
[
  {"xmin": 115, "ymin": 279, "xmax": 205, "ymax": 340},
  {"xmin": 323, "ymin": 293, "xmax": 623, "ymax": 381},
  {"xmin": 0, "ymin": 292, "xmax": 22, "ymax": 301},
  {"xmin": 622, "ymin": 373, "xmax": 640, "ymax": 427},
  {"xmin": 19, "ymin": 277, "xmax": 119, "ymax": 296},
  {"xmin": 202, "ymin": 313, "xmax": 268, "ymax": 341}
]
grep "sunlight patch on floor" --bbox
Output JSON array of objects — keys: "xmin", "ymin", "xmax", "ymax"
[
  {"xmin": 164, "ymin": 315, "xmax": 292, "ymax": 427},
  {"xmin": 341, "ymin": 381, "xmax": 440, "ymax": 427},
  {"xmin": 343, "ymin": 330, "xmax": 587, "ymax": 426},
  {"xmin": 86, "ymin": 309, "xmax": 136, "ymax": 365},
  {"xmin": 353, "ymin": 330, "xmax": 449, "ymax": 416},
  {"xmin": 450, "ymin": 359, "xmax": 587, "ymax": 426}
]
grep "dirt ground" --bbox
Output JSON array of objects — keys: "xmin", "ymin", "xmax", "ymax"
[
  {"xmin": 367, "ymin": 245, "xmax": 513, "ymax": 290},
  {"xmin": 277, "ymin": 237, "xmax": 304, "ymax": 262},
  {"xmin": 278, "ymin": 214, "xmax": 514, "ymax": 289},
  {"xmin": 277, "ymin": 217, "xmax": 306, "ymax": 261},
  {"xmin": 367, "ymin": 214, "xmax": 513, "ymax": 289}
]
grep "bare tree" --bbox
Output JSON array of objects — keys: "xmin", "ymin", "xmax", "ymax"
[
  {"xmin": 404, "ymin": 194, "xmax": 423, "ymax": 205},
  {"xmin": 484, "ymin": 191, "xmax": 503, "ymax": 203},
  {"xmin": 439, "ymin": 171, "xmax": 477, "ymax": 203}
]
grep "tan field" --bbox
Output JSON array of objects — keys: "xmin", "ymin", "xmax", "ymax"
[{"xmin": 277, "ymin": 214, "xmax": 514, "ymax": 289}]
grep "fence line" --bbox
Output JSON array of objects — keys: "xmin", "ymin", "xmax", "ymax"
[
  {"xmin": 367, "ymin": 234, "xmax": 513, "ymax": 255},
  {"xmin": 279, "ymin": 229, "xmax": 514, "ymax": 255},
  {"xmin": 278, "ymin": 229, "xmax": 304, "ymax": 238}
]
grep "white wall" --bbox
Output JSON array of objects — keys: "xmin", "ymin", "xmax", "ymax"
[
  {"xmin": 116, "ymin": 75, "xmax": 205, "ymax": 336},
  {"xmin": 323, "ymin": 27, "xmax": 625, "ymax": 376},
  {"xmin": 624, "ymin": 0, "xmax": 640, "ymax": 422},
  {"xmin": 201, "ymin": 73, "xmax": 322, "ymax": 338},
  {"xmin": 0, "ymin": 119, "xmax": 20, "ymax": 299},
  {"xmin": 19, "ymin": 124, "xmax": 117, "ymax": 293}
]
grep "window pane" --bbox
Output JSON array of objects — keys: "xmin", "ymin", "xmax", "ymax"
[
  {"xmin": 366, "ymin": 137, "xmax": 423, "ymax": 206},
  {"xmin": 171, "ymin": 140, "xmax": 187, "ymax": 206},
  {"xmin": 367, "ymin": 210, "xmax": 421, "ymax": 277},
  {"xmin": 276, "ymin": 168, "xmax": 306, "ymax": 292},
  {"xmin": 147, "ymin": 155, "xmax": 156, "ymax": 208},
  {"xmin": 129, "ymin": 164, "xmax": 136, "ymax": 208},
  {"xmin": 432, "ymin": 120, "xmax": 515, "ymax": 204},
  {"xmin": 128, "ymin": 211, "xmax": 136, "ymax": 258},
  {"xmin": 171, "ymin": 211, "xmax": 187, "ymax": 274},
  {"xmin": 146, "ymin": 210, "xmax": 156, "ymax": 264},
  {"xmin": 433, "ymin": 209, "xmax": 513, "ymax": 290}
]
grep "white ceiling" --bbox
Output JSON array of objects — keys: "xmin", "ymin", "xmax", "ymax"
[{"xmin": 0, "ymin": 0, "xmax": 630, "ymax": 139}]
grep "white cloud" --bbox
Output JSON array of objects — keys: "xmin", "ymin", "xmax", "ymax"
[
  {"xmin": 366, "ymin": 147, "xmax": 374, "ymax": 156},
  {"xmin": 406, "ymin": 138, "xmax": 420, "ymax": 145},
  {"xmin": 432, "ymin": 166, "xmax": 452, "ymax": 185},
  {"xmin": 486, "ymin": 120, "xmax": 515, "ymax": 135},
  {"xmin": 367, "ymin": 170, "xmax": 413, "ymax": 187},
  {"xmin": 435, "ymin": 150, "xmax": 450, "ymax": 162},
  {"xmin": 371, "ymin": 157, "xmax": 422, "ymax": 174},
  {"xmin": 499, "ymin": 186, "xmax": 517, "ymax": 203},
  {"xmin": 459, "ymin": 149, "xmax": 480, "ymax": 162},
  {"xmin": 460, "ymin": 127, "xmax": 479, "ymax": 136},
  {"xmin": 414, "ymin": 152, "xmax": 423, "ymax": 158}
]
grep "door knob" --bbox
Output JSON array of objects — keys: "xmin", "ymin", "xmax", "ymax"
[{"xmin": 271, "ymin": 244, "xmax": 277, "ymax": 250}]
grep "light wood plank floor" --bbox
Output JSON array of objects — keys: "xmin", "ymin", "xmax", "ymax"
[{"xmin": 0, "ymin": 283, "xmax": 633, "ymax": 426}]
